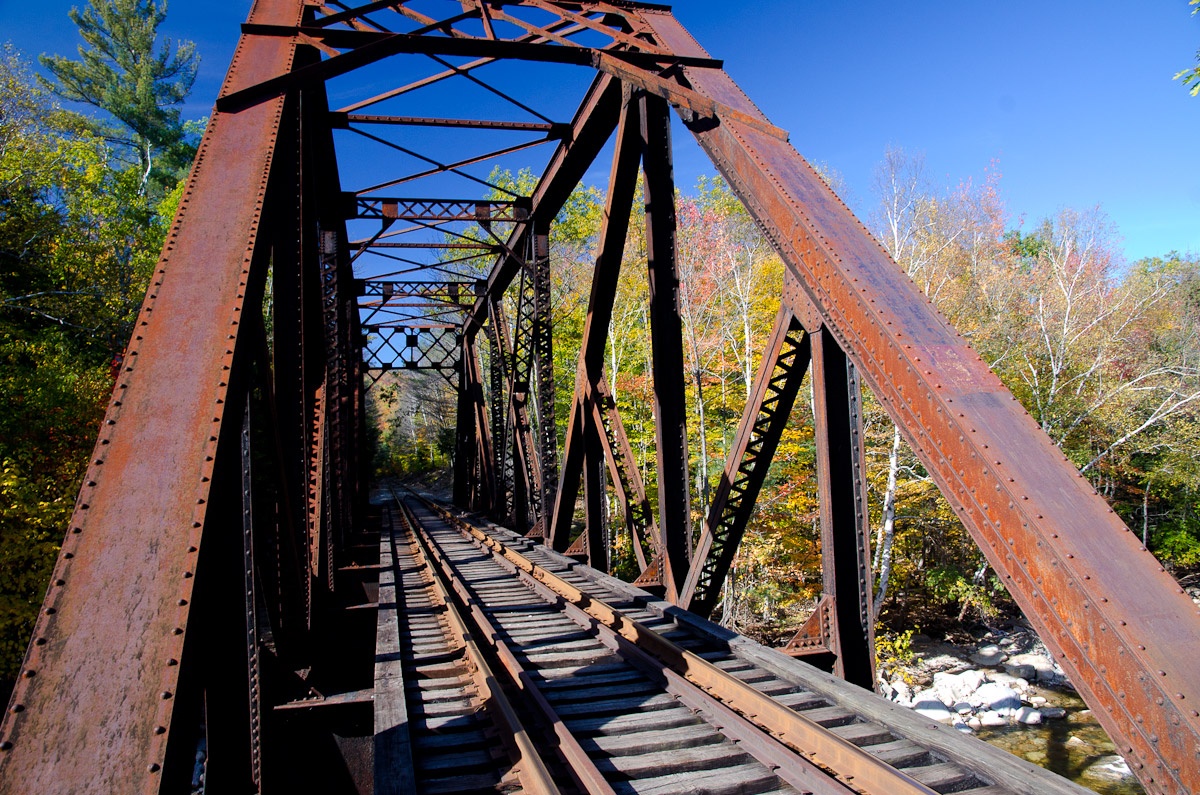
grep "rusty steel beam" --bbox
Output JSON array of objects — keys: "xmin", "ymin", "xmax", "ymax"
[
  {"xmin": 0, "ymin": 0, "xmax": 306, "ymax": 789},
  {"xmin": 359, "ymin": 280, "xmax": 480, "ymax": 301},
  {"xmin": 531, "ymin": 232, "xmax": 558, "ymax": 538},
  {"xmin": 218, "ymin": 24, "xmax": 720, "ymax": 113},
  {"xmin": 810, "ymin": 328, "xmax": 875, "ymax": 689},
  {"xmin": 550, "ymin": 377, "xmax": 587, "ymax": 552},
  {"xmin": 348, "ymin": 196, "xmax": 530, "ymax": 222},
  {"xmin": 639, "ymin": 89, "xmax": 691, "ymax": 603},
  {"xmin": 547, "ymin": 85, "xmax": 639, "ymax": 549},
  {"xmin": 331, "ymin": 113, "xmax": 567, "ymax": 135},
  {"xmin": 583, "ymin": 397, "xmax": 609, "ymax": 571},
  {"xmin": 589, "ymin": 376, "xmax": 656, "ymax": 574},
  {"xmin": 641, "ymin": 13, "xmax": 1200, "ymax": 794}
]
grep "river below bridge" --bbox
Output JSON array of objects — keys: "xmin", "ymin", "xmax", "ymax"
[
  {"xmin": 974, "ymin": 685, "xmax": 1144, "ymax": 795},
  {"xmin": 889, "ymin": 627, "xmax": 1150, "ymax": 794}
]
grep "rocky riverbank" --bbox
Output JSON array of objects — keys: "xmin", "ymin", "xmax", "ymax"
[{"xmin": 878, "ymin": 621, "xmax": 1144, "ymax": 793}]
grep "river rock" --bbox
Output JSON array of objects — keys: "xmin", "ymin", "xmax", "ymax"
[
  {"xmin": 1015, "ymin": 706, "xmax": 1043, "ymax": 725},
  {"xmin": 953, "ymin": 701, "xmax": 973, "ymax": 715},
  {"xmin": 933, "ymin": 669, "xmax": 986, "ymax": 703},
  {"xmin": 972, "ymin": 682, "xmax": 1021, "ymax": 714},
  {"xmin": 970, "ymin": 644, "xmax": 1007, "ymax": 666},
  {"xmin": 1082, "ymin": 755, "xmax": 1133, "ymax": 781},
  {"xmin": 1065, "ymin": 735, "xmax": 1088, "ymax": 748},
  {"xmin": 1041, "ymin": 706, "xmax": 1067, "ymax": 719},
  {"xmin": 952, "ymin": 720, "xmax": 973, "ymax": 733},
  {"xmin": 987, "ymin": 672, "xmax": 1030, "ymax": 693},
  {"xmin": 1006, "ymin": 652, "xmax": 1058, "ymax": 682},
  {"xmin": 890, "ymin": 679, "xmax": 912, "ymax": 704},
  {"xmin": 979, "ymin": 710, "xmax": 1008, "ymax": 727},
  {"xmin": 911, "ymin": 689, "xmax": 954, "ymax": 722},
  {"xmin": 1003, "ymin": 661, "xmax": 1036, "ymax": 679},
  {"xmin": 1028, "ymin": 695, "xmax": 1047, "ymax": 706}
]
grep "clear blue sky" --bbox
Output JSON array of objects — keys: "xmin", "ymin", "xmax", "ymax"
[{"xmin": 4, "ymin": 0, "xmax": 1198, "ymax": 261}]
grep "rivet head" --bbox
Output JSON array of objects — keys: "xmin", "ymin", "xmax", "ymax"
[
  {"xmin": 0, "ymin": 741, "xmax": 12, "ymax": 751},
  {"xmin": 21, "ymin": 670, "xmax": 34, "ymax": 679},
  {"xmin": 153, "ymin": 726, "xmax": 166, "ymax": 735},
  {"xmin": 147, "ymin": 763, "xmax": 160, "ymax": 773},
  {"xmin": 161, "ymin": 691, "xmax": 172, "ymax": 700},
  {"xmin": 172, "ymin": 627, "xmax": 183, "ymax": 635},
  {"xmin": 9, "ymin": 705, "xmax": 23, "ymax": 714},
  {"xmin": 166, "ymin": 659, "xmax": 178, "ymax": 666}
]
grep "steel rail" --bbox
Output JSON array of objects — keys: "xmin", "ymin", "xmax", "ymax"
[
  {"xmin": 417, "ymin": 496, "xmax": 859, "ymax": 795},
  {"xmin": 388, "ymin": 499, "xmax": 561, "ymax": 795},
  {"xmin": 413, "ymin": 494, "xmax": 937, "ymax": 795},
  {"xmin": 395, "ymin": 494, "xmax": 617, "ymax": 795}
]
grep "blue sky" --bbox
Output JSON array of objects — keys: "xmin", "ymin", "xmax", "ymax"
[{"xmin": 4, "ymin": 0, "xmax": 1198, "ymax": 261}]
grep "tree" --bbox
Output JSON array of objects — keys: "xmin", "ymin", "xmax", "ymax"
[
  {"xmin": 39, "ymin": 0, "xmax": 199, "ymax": 194},
  {"xmin": 1176, "ymin": 0, "xmax": 1200, "ymax": 96}
]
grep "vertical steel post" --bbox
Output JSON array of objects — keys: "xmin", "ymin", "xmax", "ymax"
[
  {"xmin": 548, "ymin": 89, "xmax": 639, "ymax": 550},
  {"xmin": 639, "ymin": 90, "xmax": 691, "ymax": 602},
  {"xmin": 810, "ymin": 328, "xmax": 876, "ymax": 688},
  {"xmin": 583, "ymin": 399, "xmax": 609, "ymax": 572},
  {"xmin": 485, "ymin": 305, "xmax": 509, "ymax": 522},
  {"xmin": 453, "ymin": 334, "xmax": 477, "ymax": 507}
]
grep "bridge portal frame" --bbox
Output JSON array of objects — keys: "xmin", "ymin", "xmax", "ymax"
[{"xmin": 0, "ymin": 2, "xmax": 1195, "ymax": 794}]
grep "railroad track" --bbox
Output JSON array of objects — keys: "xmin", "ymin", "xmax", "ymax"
[{"xmin": 380, "ymin": 489, "xmax": 1092, "ymax": 795}]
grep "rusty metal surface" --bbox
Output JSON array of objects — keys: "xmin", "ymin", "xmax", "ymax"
[
  {"xmin": 3, "ymin": 3, "xmax": 1196, "ymax": 792},
  {"xmin": 639, "ymin": 90, "xmax": 692, "ymax": 602},
  {"xmin": 641, "ymin": 11, "xmax": 1200, "ymax": 793},
  {"xmin": 548, "ymin": 87, "xmax": 639, "ymax": 550},
  {"xmin": 0, "ymin": 0, "xmax": 304, "ymax": 789},
  {"xmin": 810, "ymin": 327, "xmax": 875, "ymax": 688}
]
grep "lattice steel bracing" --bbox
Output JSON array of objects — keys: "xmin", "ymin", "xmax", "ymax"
[
  {"xmin": 505, "ymin": 248, "xmax": 542, "ymax": 534},
  {"xmin": 531, "ymin": 232, "xmax": 557, "ymax": 538},
  {"xmin": 0, "ymin": 3, "xmax": 1196, "ymax": 794},
  {"xmin": 683, "ymin": 308, "xmax": 810, "ymax": 616},
  {"xmin": 485, "ymin": 304, "xmax": 511, "ymax": 524}
]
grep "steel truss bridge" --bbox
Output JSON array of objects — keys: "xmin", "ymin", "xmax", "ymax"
[{"xmin": 0, "ymin": 2, "xmax": 1197, "ymax": 794}]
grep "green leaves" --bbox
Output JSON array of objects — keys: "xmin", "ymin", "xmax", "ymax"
[{"xmin": 38, "ymin": 0, "xmax": 199, "ymax": 195}]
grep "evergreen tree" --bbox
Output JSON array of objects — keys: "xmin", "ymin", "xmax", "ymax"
[{"xmin": 39, "ymin": 0, "xmax": 199, "ymax": 195}]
